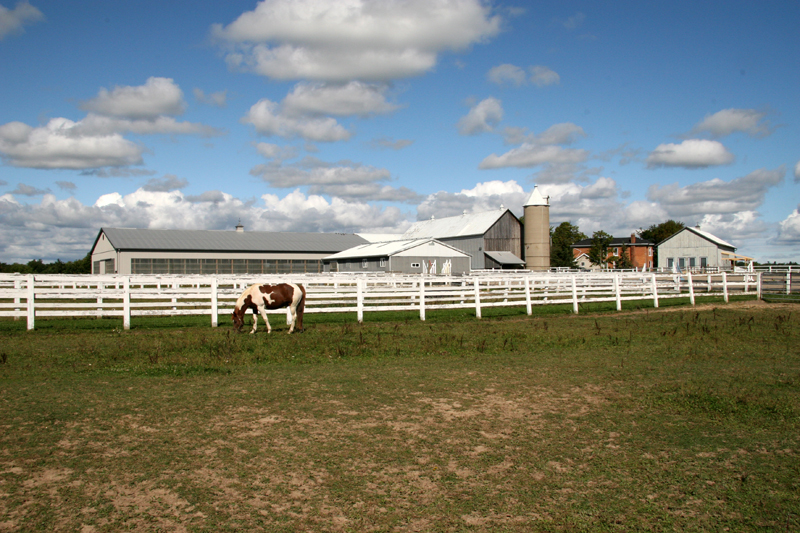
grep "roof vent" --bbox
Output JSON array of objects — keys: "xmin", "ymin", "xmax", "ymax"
[
  {"xmin": 431, "ymin": 215, "xmax": 435, "ymax": 220},
  {"xmin": 235, "ymin": 220, "xmax": 244, "ymax": 232}
]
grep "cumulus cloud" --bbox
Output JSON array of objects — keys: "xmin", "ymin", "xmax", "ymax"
[
  {"xmin": 487, "ymin": 63, "xmax": 560, "ymax": 87},
  {"xmin": 646, "ymin": 167, "xmax": 784, "ymax": 218},
  {"xmin": 416, "ymin": 180, "xmax": 529, "ymax": 219},
  {"xmin": 487, "ymin": 64, "xmax": 526, "ymax": 86},
  {"xmin": 694, "ymin": 211, "xmax": 770, "ymax": 243},
  {"xmin": 80, "ymin": 77, "xmax": 186, "ymax": 119},
  {"xmin": 282, "ymin": 82, "xmax": 400, "ymax": 117},
  {"xmin": 479, "ymin": 144, "xmax": 587, "ymax": 170},
  {"xmin": 0, "ymin": 0, "xmax": 42, "ymax": 40},
  {"xmin": 689, "ymin": 108, "xmax": 773, "ymax": 138},
  {"xmin": 0, "ymin": 78, "xmax": 222, "ymax": 170},
  {"xmin": 561, "ymin": 12, "xmax": 585, "ymax": 30},
  {"xmin": 10, "ymin": 183, "xmax": 48, "ymax": 196},
  {"xmin": 775, "ymin": 206, "xmax": 800, "ymax": 245},
  {"xmin": 193, "ymin": 88, "xmax": 227, "ymax": 107},
  {"xmin": 646, "ymin": 139, "xmax": 734, "ymax": 169},
  {"xmin": 250, "ymin": 156, "xmax": 422, "ymax": 203},
  {"xmin": 0, "ymin": 118, "xmax": 143, "ymax": 169},
  {"xmin": 55, "ymin": 181, "xmax": 76, "ymax": 192},
  {"xmin": 212, "ymin": 0, "xmax": 501, "ymax": 82},
  {"xmin": 242, "ymin": 98, "xmax": 351, "ymax": 142},
  {"xmin": 457, "ymin": 97, "xmax": 503, "ymax": 135},
  {"xmin": 529, "ymin": 65, "xmax": 560, "ymax": 87},
  {"xmin": 142, "ymin": 174, "xmax": 189, "ymax": 192}
]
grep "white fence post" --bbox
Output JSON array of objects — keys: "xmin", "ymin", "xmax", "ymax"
[
  {"xmin": 357, "ymin": 279, "xmax": 364, "ymax": 323},
  {"xmin": 524, "ymin": 277, "xmax": 532, "ymax": 315},
  {"xmin": 26, "ymin": 275, "xmax": 34, "ymax": 330},
  {"xmin": 722, "ymin": 272, "xmax": 729, "ymax": 303},
  {"xmin": 571, "ymin": 275, "xmax": 579, "ymax": 314},
  {"xmin": 474, "ymin": 278, "xmax": 482, "ymax": 319},
  {"xmin": 757, "ymin": 272, "xmax": 762, "ymax": 300},
  {"xmin": 211, "ymin": 277, "xmax": 219, "ymax": 327},
  {"xmin": 687, "ymin": 272, "xmax": 695, "ymax": 305},
  {"xmin": 788, "ymin": 272, "xmax": 792, "ymax": 295},
  {"xmin": 651, "ymin": 274, "xmax": 659, "ymax": 308},
  {"xmin": 614, "ymin": 274, "xmax": 621, "ymax": 311},
  {"xmin": 14, "ymin": 278, "xmax": 21, "ymax": 321},
  {"xmin": 419, "ymin": 278, "xmax": 426, "ymax": 321},
  {"xmin": 123, "ymin": 277, "xmax": 131, "ymax": 330}
]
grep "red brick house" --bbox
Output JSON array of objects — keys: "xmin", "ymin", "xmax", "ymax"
[{"xmin": 571, "ymin": 234, "xmax": 654, "ymax": 270}]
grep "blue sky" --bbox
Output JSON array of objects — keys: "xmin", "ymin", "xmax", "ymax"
[{"xmin": 1, "ymin": 0, "xmax": 798, "ymax": 264}]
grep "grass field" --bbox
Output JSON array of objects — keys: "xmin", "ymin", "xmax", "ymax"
[{"xmin": 1, "ymin": 298, "xmax": 798, "ymax": 531}]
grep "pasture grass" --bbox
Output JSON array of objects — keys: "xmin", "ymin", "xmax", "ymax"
[{"xmin": 0, "ymin": 297, "xmax": 798, "ymax": 531}]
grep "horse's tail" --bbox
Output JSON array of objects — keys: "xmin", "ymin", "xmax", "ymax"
[{"xmin": 295, "ymin": 284, "xmax": 306, "ymax": 331}]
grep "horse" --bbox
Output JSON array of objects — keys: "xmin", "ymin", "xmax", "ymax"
[{"xmin": 232, "ymin": 282, "xmax": 306, "ymax": 334}]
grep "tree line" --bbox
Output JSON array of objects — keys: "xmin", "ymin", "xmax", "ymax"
[
  {"xmin": 549, "ymin": 220, "xmax": 686, "ymax": 269},
  {"xmin": 0, "ymin": 253, "xmax": 92, "ymax": 274}
]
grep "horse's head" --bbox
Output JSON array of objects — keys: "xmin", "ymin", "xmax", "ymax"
[{"xmin": 232, "ymin": 305, "xmax": 245, "ymax": 332}]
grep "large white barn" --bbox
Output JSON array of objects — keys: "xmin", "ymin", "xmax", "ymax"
[{"xmin": 657, "ymin": 227, "xmax": 737, "ymax": 271}]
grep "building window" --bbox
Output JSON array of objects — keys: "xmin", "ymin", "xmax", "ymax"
[
  {"xmin": 362, "ymin": 259, "xmax": 368, "ymax": 269},
  {"xmin": 689, "ymin": 257, "xmax": 696, "ymax": 268},
  {"xmin": 648, "ymin": 248, "xmax": 653, "ymax": 256},
  {"xmin": 379, "ymin": 258, "xmax": 387, "ymax": 267},
  {"xmin": 700, "ymin": 257, "xmax": 707, "ymax": 268},
  {"xmin": 667, "ymin": 258, "xmax": 674, "ymax": 268}
]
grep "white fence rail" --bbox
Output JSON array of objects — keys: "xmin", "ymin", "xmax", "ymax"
[{"xmin": 0, "ymin": 272, "xmax": 761, "ymax": 331}]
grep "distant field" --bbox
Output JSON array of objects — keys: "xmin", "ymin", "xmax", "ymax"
[{"xmin": 0, "ymin": 298, "xmax": 798, "ymax": 531}]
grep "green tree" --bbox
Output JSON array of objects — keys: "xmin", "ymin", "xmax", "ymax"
[
  {"xmin": 638, "ymin": 220, "xmax": 685, "ymax": 266},
  {"xmin": 550, "ymin": 222, "xmax": 586, "ymax": 268},
  {"xmin": 608, "ymin": 243, "xmax": 634, "ymax": 269},
  {"xmin": 588, "ymin": 231, "xmax": 613, "ymax": 268}
]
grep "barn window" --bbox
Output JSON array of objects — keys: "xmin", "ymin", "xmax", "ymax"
[
  {"xmin": 362, "ymin": 259, "xmax": 368, "ymax": 269},
  {"xmin": 379, "ymin": 258, "xmax": 387, "ymax": 267}
]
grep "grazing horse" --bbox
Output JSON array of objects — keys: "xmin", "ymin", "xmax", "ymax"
[{"xmin": 232, "ymin": 282, "xmax": 305, "ymax": 334}]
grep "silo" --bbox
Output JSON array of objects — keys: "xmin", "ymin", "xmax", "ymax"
[{"xmin": 523, "ymin": 186, "xmax": 550, "ymax": 271}]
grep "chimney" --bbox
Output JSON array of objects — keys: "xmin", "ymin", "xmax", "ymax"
[{"xmin": 631, "ymin": 232, "xmax": 636, "ymax": 244}]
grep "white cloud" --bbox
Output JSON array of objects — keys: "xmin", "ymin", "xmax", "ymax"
[
  {"xmin": 80, "ymin": 77, "xmax": 186, "ymax": 119},
  {"xmin": 142, "ymin": 174, "xmax": 189, "ymax": 192},
  {"xmin": 76, "ymin": 114, "xmax": 222, "ymax": 137},
  {"xmin": 646, "ymin": 139, "xmax": 734, "ymax": 168},
  {"xmin": 775, "ymin": 206, "xmax": 800, "ymax": 245},
  {"xmin": 242, "ymin": 98, "xmax": 351, "ymax": 142},
  {"xmin": 416, "ymin": 180, "xmax": 529, "ymax": 219},
  {"xmin": 694, "ymin": 211, "xmax": 769, "ymax": 243},
  {"xmin": 457, "ymin": 97, "xmax": 503, "ymax": 135},
  {"xmin": 529, "ymin": 65, "xmax": 560, "ymax": 87},
  {"xmin": 0, "ymin": 118, "xmax": 143, "ymax": 169},
  {"xmin": 250, "ymin": 156, "xmax": 421, "ymax": 203},
  {"xmin": 283, "ymin": 82, "xmax": 400, "ymax": 117},
  {"xmin": 561, "ymin": 12, "xmax": 585, "ymax": 30},
  {"xmin": 690, "ymin": 108, "xmax": 772, "ymax": 138},
  {"xmin": 646, "ymin": 167, "xmax": 785, "ymax": 217},
  {"xmin": 0, "ymin": 0, "xmax": 42, "ymax": 40},
  {"xmin": 212, "ymin": 0, "xmax": 501, "ymax": 82},
  {"xmin": 193, "ymin": 88, "xmax": 227, "ymax": 107},
  {"xmin": 487, "ymin": 64, "xmax": 526, "ymax": 86},
  {"xmin": 479, "ymin": 143, "xmax": 588, "ymax": 169}
]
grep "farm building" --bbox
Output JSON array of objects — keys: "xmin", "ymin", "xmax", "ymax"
[
  {"xmin": 90, "ymin": 226, "xmax": 368, "ymax": 275},
  {"xmin": 657, "ymin": 226, "xmax": 751, "ymax": 270},
  {"xmin": 401, "ymin": 207, "xmax": 524, "ymax": 270},
  {"xmin": 323, "ymin": 238, "xmax": 472, "ymax": 275},
  {"xmin": 571, "ymin": 234, "xmax": 654, "ymax": 269}
]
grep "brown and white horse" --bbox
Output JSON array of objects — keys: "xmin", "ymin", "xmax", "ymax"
[{"xmin": 232, "ymin": 283, "xmax": 305, "ymax": 334}]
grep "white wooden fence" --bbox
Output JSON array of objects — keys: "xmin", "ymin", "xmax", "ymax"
[{"xmin": 0, "ymin": 271, "xmax": 761, "ymax": 331}]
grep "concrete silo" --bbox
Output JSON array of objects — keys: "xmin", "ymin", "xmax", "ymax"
[{"xmin": 523, "ymin": 185, "xmax": 550, "ymax": 271}]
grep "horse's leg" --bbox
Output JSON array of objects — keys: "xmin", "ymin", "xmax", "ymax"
[
  {"xmin": 260, "ymin": 306, "xmax": 272, "ymax": 334},
  {"xmin": 250, "ymin": 307, "xmax": 258, "ymax": 334},
  {"xmin": 287, "ymin": 304, "xmax": 296, "ymax": 334},
  {"xmin": 295, "ymin": 296, "xmax": 305, "ymax": 333}
]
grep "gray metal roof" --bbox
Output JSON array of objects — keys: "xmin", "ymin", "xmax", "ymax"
[
  {"xmin": 402, "ymin": 208, "xmax": 513, "ymax": 239},
  {"xmin": 484, "ymin": 250, "xmax": 525, "ymax": 265},
  {"xmin": 324, "ymin": 238, "xmax": 470, "ymax": 261},
  {"xmin": 99, "ymin": 227, "xmax": 368, "ymax": 253}
]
